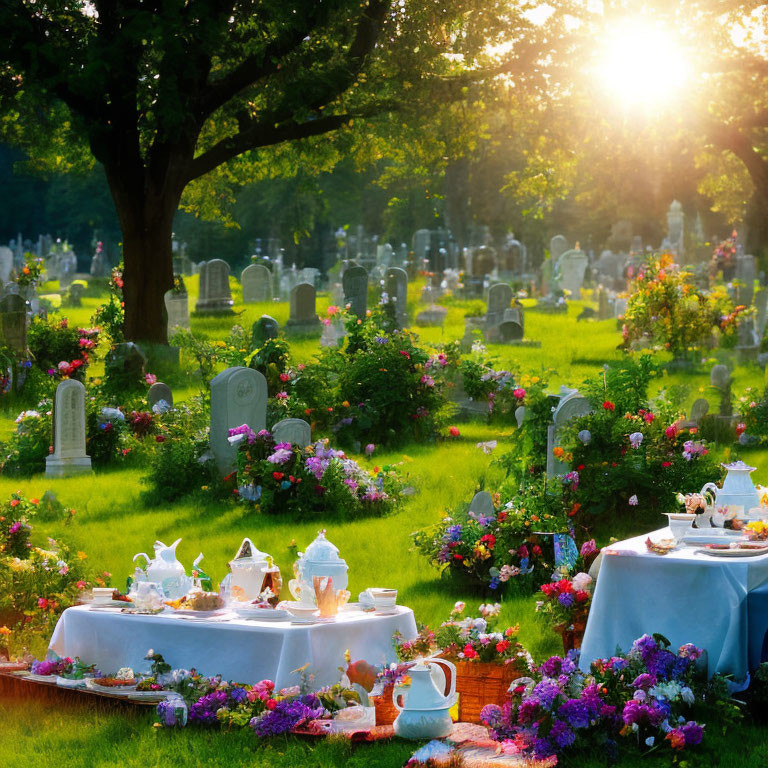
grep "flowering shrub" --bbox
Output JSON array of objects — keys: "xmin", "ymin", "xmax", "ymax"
[
  {"xmin": 16, "ymin": 253, "xmax": 45, "ymax": 287},
  {"xmin": 0, "ymin": 492, "xmax": 103, "ymax": 658},
  {"xmin": 412, "ymin": 486, "xmax": 568, "ymax": 592},
  {"xmin": 230, "ymin": 427, "xmax": 406, "ymax": 519},
  {"xmin": 0, "ymin": 406, "xmax": 52, "ymax": 476},
  {"xmin": 279, "ymin": 307, "xmax": 450, "ymax": 447},
  {"xmin": 536, "ymin": 572, "xmax": 593, "ymax": 632},
  {"xmin": 92, "ymin": 264, "xmax": 125, "ymax": 344},
  {"xmin": 621, "ymin": 253, "xmax": 742, "ymax": 359},
  {"xmin": 736, "ymin": 387, "xmax": 768, "ymax": 446},
  {"xmin": 480, "ymin": 634, "xmax": 733, "ymax": 761},
  {"xmin": 27, "ymin": 317, "xmax": 99, "ymax": 383}
]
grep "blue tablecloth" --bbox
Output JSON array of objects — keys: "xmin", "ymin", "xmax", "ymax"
[{"xmin": 580, "ymin": 529, "xmax": 768, "ymax": 680}]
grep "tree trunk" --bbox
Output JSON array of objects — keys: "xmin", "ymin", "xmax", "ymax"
[{"xmin": 104, "ymin": 166, "xmax": 181, "ymax": 345}]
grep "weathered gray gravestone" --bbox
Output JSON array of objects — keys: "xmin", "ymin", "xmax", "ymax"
[
  {"xmin": 195, "ymin": 259, "xmax": 234, "ymax": 314},
  {"xmin": 210, "ymin": 367, "xmax": 267, "ymax": 475},
  {"xmin": 385, "ymin": 267, "xmax": 408, "ymax": 328},
  {"xmin": 735, "ymin": 254, "xmax": 756, "ymax": 306},
  {"xmin": 0, "ymin": 247, "xmax": 12, "ymax": 284},
  {"xmin": 557, "ymin": 249, "xmax": 589, "ymax": 297},
  {"xmin": 546, "ymin": 388, "xmax": 594, "ymax": 478},
  {"xmin": 415, "ymin": 304, "xmax": 447, "ymax": 327},
  {"xmin": 164, "ymin": 290, "xmax": 190, "ymax": 335},
  {"xmin": 485, "ymin": 283, "xmax": 513, "ymax": 328},
  {"xmin": 252, "ymin": 315, "xmax": 279, "ymax": 349},
  {"xmin": 45, "ymin": 379, "xmax": 92, "ymax": 477},
  {"xmin": 550, "ymin": 235, "xmax": 569, "ymax": 262},
  {"xmin": 148, "ymin": 382, "xmax": 174, "ymax": 409},
  {"xmin": 468, "ymin": 491, "xmax": 495, "ymax": 518},
  {"xmin": 286, "ymin": 283, "xmax": 320, "ymax": 333},
  {"xmin": 272, "ymin": 418, "xmax": 312, "ymax": 448},
  {"xmin": 241, "ymin": 264, "xmax": 272, "ymax": 303},
  {"xmin": 710, "ymin": 365, "xmax": 733, "ymax": 417},
  {"xmin": 498, "ymin": 318, "xmax": 524, "ymax": 342},
  {"xmin": 343, "ymin": 265, "xmax": 368, "ymax": 317},
  {"xmin": 0, "ymin": 294, "xmax": 27, "ymax": 355}
]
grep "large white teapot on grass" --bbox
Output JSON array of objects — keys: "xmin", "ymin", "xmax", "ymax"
[{"xmin": 133, "ymin": 539, "xmax": 192, "ymax": 599}]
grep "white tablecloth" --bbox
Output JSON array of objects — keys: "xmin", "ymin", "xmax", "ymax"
[
  {"xmin": 580, "ymin": 528, "xmax": 768, "ymax": 680},
  {"xmin": 49, "ymin": 605, "xmax": 416, "ymax": 689}
]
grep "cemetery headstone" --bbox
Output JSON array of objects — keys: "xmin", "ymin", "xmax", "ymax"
[
  {"xmin": 210, "ymin": 366, "xmax": 267, "ymax": 474},
  {"xmin": 468, "ymin": 491, "xmax": 495, "ymax": 519},
  {"xmin": 0, "ymin": 294, "xmax": 27, "ymax": 355},
  {"xmin": 735, "ymin": 254, "xmax": 756, "ymax": 306},
  {"xmin": 286, "ymin": 283, "xmax": 320, "ymax": 333},
  {"xmin": 45, "ymin": 379, "xmax": 92, "ymax": 477},
  {"xmin": 557, "ymin": 249, "xmax": 589, "ymax": 297},
  {"xmin": 165, "ymin": 290, "xmax": 190, "ymax": 335},
  {"xmin": 485, "ymin": 283, "xmax": 512, "ymax": 328},
  {"xmin": 148, "ymin": 382, "xmax": 174, "ymax": 410},
  {"xmin": 755, "ymin": 288, "xmax": 768, "ymax": 339},
  {"xmin": 472, "ymin": 246, "xmax": 497, "ymax": 277},
  {"xmin": 107, "ymin": 342, "xmax": 147, "ymax": 381},
  {"xmin": 666, "ymin": 200, "xmax": 685, "ymax": 255},
  {"xmin": 90, "ymin": 247, "xmax": 109, "ymax": 278},
  {"xmin": 342, "ymin": 265, "xmax": 368, "ymax": 317},
  {"xmin": 241, "ymin": 264, "xmax": 272, "ymax": 303},
  {"xmin": 385, "ymin": 267, "xmax": 408, "ymax": 328},
  {"xmin": 679, "ymin": 398, "xmax": 709, "ymax": 430},
  {"xmin": 547, "ymin": 388, "xmax": 593, "ymax": 478},
  {"xmin": 67, "ymin": 283, "xmax": 85, "ymax": 306},
  {"xmin": 415, "ymin": 304, "xmax": 447, "ymax": 327},
  {"xmin": 251, "ymin": 315, "xmax": 279, "ymax": 348},
  {"xmin": 0, "ymin": 247, "xmax": 12, "ymax": 284},
  {"xmin": 195, "ymin": 259, "xmax": 234, "ymax": 314},
  {"xmin": 710, "ymin": 365, "xmax": 733, "ymax": 417},
  {"xmin": 272, "ymin": 418, "xmax": 311, "ymax": 448},
  {"xmin": 550, "ymin": 235, "xmax": 569, "ymax": 262}
]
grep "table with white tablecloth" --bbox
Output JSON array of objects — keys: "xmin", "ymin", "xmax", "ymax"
[
  {"xmin": 580, "ymin": 529, "xmax": 768, "ymax": 680},
  {"xmin": 49, "ymin": 605, "xmax": 417, "ymax": 688}
]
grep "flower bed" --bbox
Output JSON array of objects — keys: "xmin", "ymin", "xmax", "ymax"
[{"xmin": 230, "ymin": 428, "xmax": 407, "ymax": 518}]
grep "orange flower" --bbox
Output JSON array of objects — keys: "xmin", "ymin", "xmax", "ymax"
[
  {"xmin": 0, "ymin": 626, "xmax": 11, "ymax": 636},
  {"xmin": 553, "ymin": 447, "xmax": 564, "ymax": 459}
]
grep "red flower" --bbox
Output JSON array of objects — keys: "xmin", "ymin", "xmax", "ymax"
[
  {"xmin": 532, "ymin": 545, "xmax": 542, "ymax": 556},
  {"xmin": 497, "ymin": 511, "xmax": 507, "ymax": 522},
  {"xmin": 266, "ymin": 699, "xmax": 277, "ymax": 710},
  {"xmin": 664, "ymin": 425, "xmax": 678, "ymax": 439},
  {"xmin": 399, "ymin": 350, "xmax": 411, "ymax": 359},
  {"xmin": 279, "ymin": 373, "xmax": 290, "ymax": 382},
  {"xmin": 155, "ymin": 435, "xmax": 166, "ymax": 443},
  {"xmin": 644, "ymin": 412, "xmax": 655, "ymax": 423},
  {"xmin": 462, "ymin": 644, "xmax": 478, "ymax": 659},
  {"xmin": 10, "ymin": 499, "xmax": 19, "ymax": 508},
  {"xmin": 555, "ymin": 579, "xmax": 573, "ymax": 593},
  {"xmin": 480, "ymin": 534, "xmax": 496, "ymax": 548},
  {"xmin": 662, "ymin": 461, "xmax": 672, "ymax": 468},
  {"xmin": 575, "ymin": 590, "xmax": 590, "ymax": 603},
  {"xmin": 449, "ymin": 426, "xmax": 460, "ymax": 437},
  {"xmin": 577, "ymin": 464, "xmax": 585, "ymax": 471},
  {"xmin": 736, "ymin": 422, "xmax": 746, "ymax": 437},
  {"xmin": 314, "ymin": 484, "xmax": 326, "ymax": 496},
  {"xmin": 496, "ymin": 640, "xmax": 511, "ymax": 654},
  {"xmin": 540, "ymin": 583, "xmax": 557, "ymax": 597},
  {"xmin": 272, "ymin": 472, "xmax": 284, "ymax": 481},
  {"xmin": 453, "ymin": 554, "xmax": 464, "ymax": 561},
  {"xmin": 602, "ymin": 401, "xmax": 615, "ymax": 411}
]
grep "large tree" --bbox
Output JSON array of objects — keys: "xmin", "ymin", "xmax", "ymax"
[{"xmin": 1, "ymin": 0, "xmax": 547, "ymax": 342}]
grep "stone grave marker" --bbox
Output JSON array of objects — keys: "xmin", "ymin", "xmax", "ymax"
[
  {"xmin": 343, "ymin": 265, "xmax": 368, "ymax": 317},
  {"xmin": 0, "ymin": 247, "xmax": 12, "ymax": 283},
  {"xmin": 547, "ymin": 388, "xmax": 593, "ymax": 478},
  {"xmin": 472, "ymin": 246, "xmax": 497, "ymax": 277},
  {"xmin": 415, "ymin": 304, "xmax": 447, "ymax": 327},
  {"xmin": 252, "ymin": 315, "xmax": 279, "ymax": 349},
  {"xmin": 45, "ymin": 379, "xmax": 92, "ymax": 477},
  {"xmin": 165, "ymin": 290, "xmax": 190, "ymax": 335},
  {"xmin": 710, "ymin": 365, "xmax": 733, "ymax": 417},
  {"xmin": 498, "ymin": 317, "xmax": 524, "ymax": 342},
  {"xmin": 241, "ymin": 264, "xmax": 272, "ymax": 303},
  {"xmin": 736, "ymin": 254, "xmax": 756, "ymax": 306},
  {"xmin": 557, "ymin": 249, "xmax": 589, "ymax": 297},
  {"xmin": 148, "ymin": 382, "xmax": 174, "ymax": 410},
  {"xmin": 196, "ymin": 259, "xmax": 234, "ymax": 313},
  {"xmin": 385, "ymin": 267, "xmax": 408, "ymax": 328},
  {"xmin": 286, "ymin": 283, "xmax": 320, "ymax": 333},
  {"xmin": 272, "ymin": 417, "xmax": 311, "ymax": 448},
  {"xmin": 550, "ymin": 235, "xmax": 569, "ymax": 262},
  {"xmin": 210, "ymin": 366, "xmax": 267, "ymax": 474},
  {"xmin": 485, "ymin": 283, "xmax": 512, "ymax": 327},
  {"xmin": 468, "ymin": 491, "xmax": 495, "ymax": 518},
  {"xmin": 59, "ymin": 250, "xmax": 77, "ymax": 288},
  {"xmin": 0, "ymin": 294, "xmax": 27, "ymax": 355}
]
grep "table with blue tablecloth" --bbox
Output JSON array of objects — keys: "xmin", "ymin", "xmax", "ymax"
[{"xmin": 580, "ymin": 529, "xmax": 768, "ymax": 680}]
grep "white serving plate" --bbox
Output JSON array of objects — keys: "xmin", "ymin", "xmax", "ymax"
[
  {"xmin": 232, "ymin": 606, "xmax": 289, "ymax": 621},
  {"xmin": 698, "ymin": 546, "xmax": 768, "ymax": 558},
  {"xmin": 169, "ymin": 608, "xmax": 226, "ymax": 618},
  {"xmin": 684, "ymin": 529, "xmax": 745, "ymax": 545},
  {"xmin": 55, "ymin": 676, "xmax": 87, "ymax": 688},
  {"xmin": 85, "ymin": 678, "xmax": 139, "ymax": 693}
]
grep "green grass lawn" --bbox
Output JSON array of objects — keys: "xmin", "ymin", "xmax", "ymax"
[{"xmin": 2, "ymin": 278, "xmax": 767, "ymax": 766}]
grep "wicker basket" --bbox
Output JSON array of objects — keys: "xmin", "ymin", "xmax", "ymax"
[
  {"xmin": 371, "ymin": 682, "xmax": 399, "ymax": 726},
  {"xmin": 451, "ymin": 660, "xmax": 522, "ymax": 724}
]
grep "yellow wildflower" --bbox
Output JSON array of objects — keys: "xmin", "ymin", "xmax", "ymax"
[{"xmin": 77, "ymin": 551, "xmax": 87, "ymax": 560}]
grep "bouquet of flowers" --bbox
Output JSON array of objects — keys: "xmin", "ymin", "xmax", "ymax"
[
  {"xmin": 481, "ymin": 634, "xmax": 728, "ymax": 761},
  {"xmin": 536, "ymin": 572, "xmax": 593, "ymax": 645}
]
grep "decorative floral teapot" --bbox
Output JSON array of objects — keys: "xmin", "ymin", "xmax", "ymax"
[
  {"xmin": 702, "ymin": 461, "xmax": 761, "ymax": 518},
  {"xmin": 132, "ymin": 539, "xmax": 192, "ymax": 599},
  {"xmin": 289, "ymin": 530, "xmax": 348, "ymax": 605},
  {"xmin": 393, "ymin": 658, "xmax": 457, "ymax": 739},
  {"xmin": 228, "ymin": 537, "xmax": 271, "ymax": 602}
]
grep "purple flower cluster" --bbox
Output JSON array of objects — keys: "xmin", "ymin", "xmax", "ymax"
[
  {"xmin": 250, "ymin": 694, "xmax": 325, "ymax": 737},
  {"xmin": 228, "ymin": 424, "xmax": 257, "ymax": 444},
  {"xmin": 189, "ymin": 690, "xmax": 229, "ymax": 724},
  {"xmin": 482, "ymin": 636, "xmax": 711, "ymax": 761},
  {"xmin": 31, "ymin": 657, "xmax": 72, "ymax": 676}
]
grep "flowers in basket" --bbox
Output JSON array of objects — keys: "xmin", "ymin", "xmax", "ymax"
[
  {"xmin": 481, "ymin": 633, "xmax": 729, "ymax": 761},
  {"xmin": 746, "ymin": 520, "xmax": 768, "ymax": 541},
  {"xmin": 536, "ymin": 572, "xmax": 593, "ymax": 632},
  {"xmin": 228, "ymin": 428, "xmax": 407, "ymax": 518}
]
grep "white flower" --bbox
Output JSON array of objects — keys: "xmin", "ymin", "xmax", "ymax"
[
  {"xmin": 152, "ymin": 399, "xmax": 172, "ymax": 414},
  {"xmin": 681, "ymin": 686, "xmax": 695, "ymax": 705},
  {"xmin": 571, "ymin": 572, "xmax": 593, "ymax": 592},
  {"xmin": 629, "ymin": 494, "xmax": 639, "ymax": 506},
  {"xmin": 472, "ymin": 618, "xmax": 487, "ymax": 632}
]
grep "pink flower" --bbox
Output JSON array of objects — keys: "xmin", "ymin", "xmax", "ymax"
[
  {"xmin": 276, "ymin": 392, "xmax": 288, "ymax": 400},
  {"xmin": 420, "ymin": 374, "xmax": 435, "ymax": 387},
  {"xmin": 57, "ymin": 361, "xmax": 70, "ymax": 373},
  {"xmin": 364, "ymin": 443, "xmax": 375, "ymax": 455},
  {"xmin": 279, "ymin": 373, "xmax": 290, "ymax": 382},
  {"xmin": 644, "ymin": 412, "xmax": 654, "ymax": 423},
  {"xmin": 665, "ymin": 425, "xmax": 678, "ymax": 439},
  {"xmin": 76, "ymin": 581, "xmax": 87, "ymax": 590},
  {"xmin": 145, "ymin": 373, "xmax": 157, "ymax": 385},
  {"xmin": 513, "ymin": 388, "xmax": 526, "ymax": 400}
]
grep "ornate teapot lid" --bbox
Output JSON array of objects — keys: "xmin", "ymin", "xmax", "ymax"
[
  {"xmin": 231, "ymin": 537, "xmax": 269, "ymax": 564},
  {"xmin": 722, "ymin": 460, "xmax": 756, "ymax": 472},
  {"xmin": 301, "ymin": 530, "xmax": 344, "ymax": 563}
]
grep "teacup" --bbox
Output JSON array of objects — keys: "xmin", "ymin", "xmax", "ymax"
[
  {"xmin": 366, "ymin": 587, "xmax": 397, "ymax": 613},
  {"xmin": 92, "ymin": 587, "xmax": 114, "ymax": 604}
]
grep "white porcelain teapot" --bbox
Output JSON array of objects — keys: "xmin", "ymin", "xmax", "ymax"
[
  {"xmin": 228, "ymin": 537, "xmax": 271, "ymax": 602},
  {"xmin": 289, "ymin": 530, "xmax": 348, "ymax": 605},
  {"xmin": 133, "ymin": 539, "xmax": 192, "ymax": 599},
  {"xmin": 702, "ymin": 461, "xmax": 761, "ymax": 520},
  {"xmin": 393, "ymin": 658, "xmax": 456, "ymax": 740}
]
